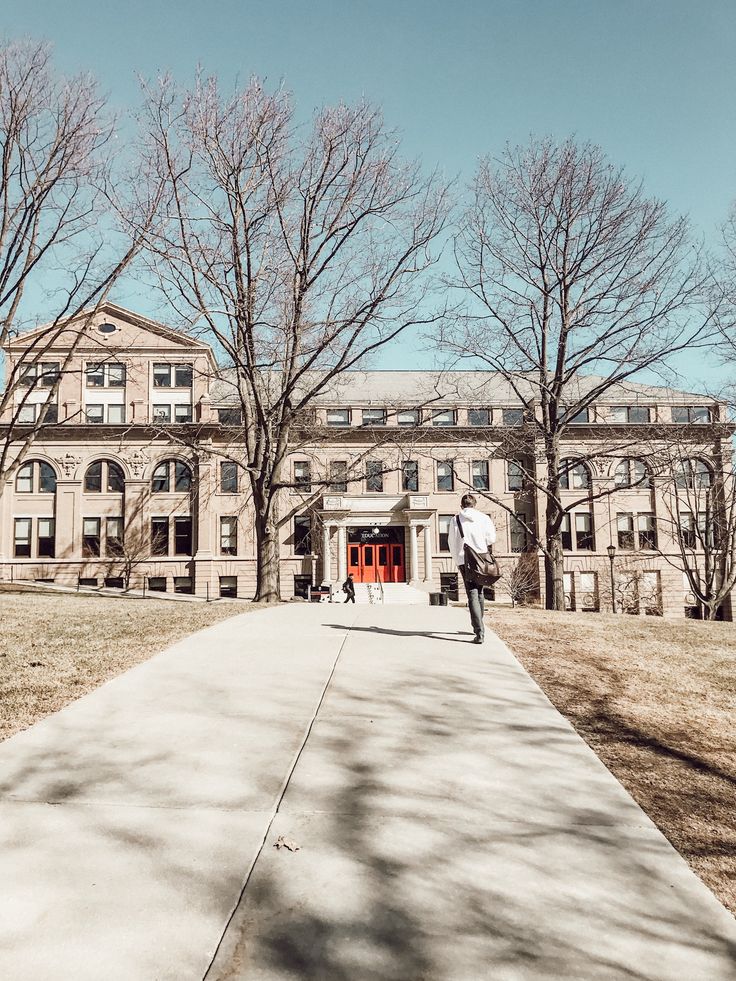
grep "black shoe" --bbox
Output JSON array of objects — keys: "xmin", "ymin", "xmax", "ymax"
[{"xmin": 473, "ymin": 635, "xmax": 484, "ymax": 644}]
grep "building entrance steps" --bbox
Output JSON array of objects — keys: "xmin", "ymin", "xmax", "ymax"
[
  {"xmin": 350, "ymin": 582, "xmax": 430, "ymax": 604},
  {"xmin": 0, "ymin": 606, "xmax": 734, "ymax": 980}
]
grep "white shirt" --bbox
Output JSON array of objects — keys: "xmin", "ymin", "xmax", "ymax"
[{"xmin": 448, "ymin": 507, "xmax": 497, "ymax": 568}]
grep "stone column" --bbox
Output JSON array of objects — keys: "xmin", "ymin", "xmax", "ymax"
[
  {"xmin": 409, "ymin": 523, "xmax": 419, "ymax": 582},
  {"xmin": 55, "ymin": 479, "xmax": 81, "ymax": 563},
  {"xmin": 337, "ymin": 525, "xmax": 347, "ymax": 582},
  {"xmin": 322, "ymin": 523, "xmax": 332, "ymax": 581},
  {"xmin": 423, "ymin": 523, "xmax": 433, "ymax": 583},
  {"xmin": 0, "ymin": 480, "xmax": 13, "ymax": 561}
]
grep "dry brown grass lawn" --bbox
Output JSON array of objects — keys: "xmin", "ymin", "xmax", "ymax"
[
  {"xmin": 0, "ymin": 591, "xmax": 247, "ymax": 742},
  {"xmin": 490, "ymin": 607, "xmax": 736, "ymax": 915}
]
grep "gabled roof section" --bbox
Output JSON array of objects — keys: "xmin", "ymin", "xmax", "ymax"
[{"xmin": 5, "ymin": 301, "xmax": 216, "ymax": 362}]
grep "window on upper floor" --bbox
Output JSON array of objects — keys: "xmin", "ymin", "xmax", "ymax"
[
  {"xmin": 293, "ymin": 460, "xmax": 312, "ymax": 493},
  {"xmin": 609, "ymin": 405, "xmax": 651, "ymax": 424},
  {"xmin": 85, "ymin": 403, "xmax": 126, "ymax": 425},
  {"xmin": 153, "ymin": 363, "xmax": 193, "ymax": 388},
  {"xmin": 507, "ymin": 459, "xmax": 525, "ymax": 492},
  {"xmin": 152, "ymin": 404, "xmax": 192, "ymax": 424},
  {"xmin": 431, "ymin": 408, "xmax": 456, "ymax": 427},
  {"xmin": 329, "ymin": 460, "xmax": 348, "ymax": 492},
  {"xmin": 637, "ymin": 513, "xmax": 657, "ymax": 550},
  {"xmin": 16, "ymin": 461, "xmax": 57, "ymax": 494},
  {"xmin": 438, "ymin": 514, "xmax": 452, "ymax": 552},
  {"xmin": 617, "ymin": 513, "xmax": 635, "ymax": 549},
  {"xmin": 575, "ymin": 512, "xmax": 594, "ymax": 550},
  {"xmin": 559, "ymin": 458, "xmax": 590, "ymax": 490},
  {"xmin": 502, "ymin": 408, "xmax": 523, "ymax": 426},
  {"xmin": 151, "ymin": 460, "xmax": 193, "ymax": 493},
  {"xmin": 220, "ymin": 461, "xmax": 238, "ymax": 493},
  {"xmin": 615, "ymin": 458, "xmax": 649, "ymax": 488},
  {"xmin": 294, "ymin": 516, "xmax": 311, "ymax": 555},
  {"xmin": 468, "ymin": 408, "xmax": 491, "ymax": 427},
  {"xmin": 402, "ymin": 460, "xmax": 419, "ymax": 493},
  {"xmin": 84, "ymin": 461, "xmax": 124, "ymax": 493},
  {"xmin": 86, "ymin": 363, "xmax": 126, "ymax": 388},
  {"xmin": 217, "ymin": 407, "xmax": 242, "ymax": 425},
  {"xmin": 19, "ymin": 362, "xmax": 60, "ymax": 388},
  {"xmin": 362, "ymin": 408, "xmax": 386, "ymax": 426},
  {"xmin": 436, "ymin": 460, "xmax": 455, "ymax": 491},
  {"xmin": 397, "ymin": 408, "xmax": 420, "ymax": 426},
  {"xmin": 326, "ymin": 408, "xmax": 351, "ymax": 427},
  {"xmin": 567, "ymin": 407, "xmax": 590, "ymax": 424},
  {"xmin": 672, "ymin": 405, "xmax": 712, "ymax": 424},
  {"xmin": 674, "ymin": 458, "xmax": 712, "ymax": 491},
  {"xmin": 220, "ymin": 516, "xmax": 238, "ymax": 556},
  {"xmin": 472, "ymin": 460, "xmax": 490, "ymax": 491},
  {"xmin": 174, "ymin": 516, "xmax": 193, "ymax": 555},
  {"xmin": 366, "ymin": 460, "xmax": 384, "ymax": 493}
]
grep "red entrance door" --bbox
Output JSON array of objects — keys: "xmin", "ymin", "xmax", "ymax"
[{"xmin": 347, "ymin": 542, "xmax": 405, "ymax": 583}]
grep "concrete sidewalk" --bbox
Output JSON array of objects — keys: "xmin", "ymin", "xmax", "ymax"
[{"xmin": 0, "ymin": 605, "xmax": 734, "ymax": 979}]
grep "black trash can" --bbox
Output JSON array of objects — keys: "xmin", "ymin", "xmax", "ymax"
[{"xmin": 429, "ymin": 591, "xmax": 447, "ymax": 606}]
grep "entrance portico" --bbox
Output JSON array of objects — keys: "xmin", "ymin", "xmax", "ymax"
[{"xmin": 319, "ymin": 494, "xmax": 435, "ymax": 587}]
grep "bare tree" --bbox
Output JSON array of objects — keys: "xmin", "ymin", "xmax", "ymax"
[
  {"xmin": 129, "ymin": 75, "xmax": 449, "ymax": 602},
  {"xmin": 502, "ymin": 553, "xmax": 539, "ymax": 608},
  {"xmin": 441, "ymin": 137, "xmax": 713, "ymax": 610},
  {"xmin": 0, "ymin": 39, "xmax": 153, "ymax": 483}
]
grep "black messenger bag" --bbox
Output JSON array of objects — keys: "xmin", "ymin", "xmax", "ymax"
[{"xmin": 456, "ymin": 515, "xmax": 501, "ymax": 586}]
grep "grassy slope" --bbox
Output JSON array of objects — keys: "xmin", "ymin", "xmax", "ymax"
[
  {"xmin": 0, "ymin": 592, "xmax": 244, "ymax": 741},
  {"xmin": 491, "ymin": 607, "xmax": 736, "ymax": 915}
]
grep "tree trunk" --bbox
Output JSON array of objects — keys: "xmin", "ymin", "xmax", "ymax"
[
  {"xmin": 544, "ymin": 535, "xmax": 565, "ymax": 611},
  {"xmin": 253, "ymin": 485, "xmax": 280, "ymax": 604}
]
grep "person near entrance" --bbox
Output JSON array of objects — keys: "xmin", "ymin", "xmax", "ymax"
[
  {"xmin": 342, "ymin": 572, "xmax": 356, "ymax": 603},
  {"xmin": 448, "ymin": 493, "xmax": 497, "ymax": 643}
]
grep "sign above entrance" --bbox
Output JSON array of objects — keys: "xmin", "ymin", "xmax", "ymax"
[{"xmin": 348, "ymin": 526, "xmax": 405, "ymax": 544}]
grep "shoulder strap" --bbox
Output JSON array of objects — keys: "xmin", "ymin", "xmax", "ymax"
[{"xmin": 456, "ymin": 515, "xmax": 465, "ymax": 538}]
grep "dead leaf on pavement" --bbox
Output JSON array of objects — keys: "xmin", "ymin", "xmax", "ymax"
[{"xmin": 273, "ymin": 835, "xmax": 300, "ymax": 852}]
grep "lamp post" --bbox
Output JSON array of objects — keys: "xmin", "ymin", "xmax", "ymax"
[{"xmin": 606, "ymin": 543, "xmax": 616, "ymax": 613}]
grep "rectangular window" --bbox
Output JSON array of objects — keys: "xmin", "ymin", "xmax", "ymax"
[
  {"xmin": 42, "ymin": 403, "xmax": 59, "ymax": 425},
  {"xmin": 174, "ymin": 364, "xmax": 193, "ymax": 388},
  {"xmin": 568, "ymin": 407, "xmax": 589, "ymax": 424},
  {"xmin": 218, "ymin": 407, "xmax": 242, "ymax": 425},
  {"xmin": 85, "ymin": 405, "xmax": 104, "ymax": 424},
  {"xmin": 148, "ymin": 576, "xmax": 167, "ymax": 592},
  {"xmin": 637, "ymin": 513, "xmax": 657, "ymax": 550},
  {"xmin": 575, "ymin": 512, "xmax": 594, "ymax": 550},
  {"xmin": 82, "ymin": 517, "xmax": 101, "ymax": 557},
  {"xmin": 680, "ymin": 512, "xmax": 696, "ymax": 549},
  {"xmin": 219, "ymin": 576, "xmax": 237, "ymax": 598},
  {"xmin": 14, "ymin": 517, "xmax": 32, "ymax": 557},
  {"xmin": 153, "ymin": 364, "xmax": 172, "ymax": 388},
  {"xmin": 402, "ymin": 460, "xmax": 419, "ymax": 493},
  {"xmin": 397, "ymin": 408, "xmax": 420, "ymax": 426},
  {"xmin": 510, "ymin": 514, "xmax": 528, "ymax": 553},
  {"xmin": 611, "ymin": 405, "xmax": 651, "ymax": 424},
  {"xmin": 437, "ymin": 460, "xmax": 454, "ymax": 492},
  {"xmin": 220, "ymin": 461, "xmax": 238, "ymax": 493},
  {"xmin": 174, "ymin": 462, "xmax": 191, "ymax": 492},
  {"xmin": 19, "ymin": 364, "xmax": 37, "ymax": 386},
  {"xmin": 472, "ymin": 460, "xmax": 490, "ymax": 491},
  {"xmin": 617, "ymin": 512, "xmax": 634, "ymax": 550},
  {"xmin": 326, "ymin": 408, "xmax": 351, "ymax": 427},
  {"xmin": 502, "ymin": 408, "xmax": 523, "ymax": 426},
  {"xmin": 220, "ymin": 516, "xmax": 237, "ymax": 555},
  {"xmin": 17, "ymin": 404, "xmax": 36, "ymax": 424},
  {"xmin": 579, "ymin": 572, "xmax": 599, "ymax": 611},
  {"xmin": 39, "ymin": 363, "xmax": 60, "ymax": 387},
  {"xmin": 561, "ymin": 514, "xmax": 572, "ymax": 551},
  {"xmin": 673, "ymin": 405, "xmax": 711, "ymax": 424},
  {"xmin": 507, "ymin": 459, "xmax": 524, "ymax": 492},
  {"xmin": 86, "ymin": 364, "xmax": 105, "ymax": 387},
  {"xmin": 174, "ymin": 517, "xmax": 193, "ymax": 555},
  {"xmin": 294, "ymin": 516, "xmax": 311, "ymax": 555},
  {"xmin": 329, "ymin": 460, "xmax": 348, "ymax": 493},
  {"xmin": 468, "ymin": 408, "xmax": 490, "ymax": 427},
  {"xmin": 438, "ymin": 515, "xmax": 452, "ymax": 552},
  {"xmin": 107, "ymin": 404, "xmax": 126, "ymax": 425},
  {"xmin": 174, "ymin": 404, "xmax": 193, "ymax": 423},
  {"xmin": 362, "ymin": 408, "xmax": 386, "ymax": 426},
  {"xmin": 106, "ymin": 517, "xmax": 124, "ymax": 556},
  {"xmin": 174, "ymin": 576, "xmax": 193, "ymax": 594},
  {"xmin": 366, "ymin": 460, "xmax": 384, "ymax": 493},
  {"xmin": 432, "ymin": 409, "xmax": 456, "ymax": 427},
  {"xmin": 151, "ymin": 517, "xmax": 169, "ymax": 556},
  {"xmin": 16, "ymin": 464, "xmax": 32, "ymax": 493},
  {"xmin": 294, "ymin": 460, "xmax": 312, "ymax": 492},
  {"xmin": 107, "ymin": 364, "xmax": 126, "ymax": 387},
  {"xmin": 153, "ymin": 405, "xmax": 172, "ymax": 423}
]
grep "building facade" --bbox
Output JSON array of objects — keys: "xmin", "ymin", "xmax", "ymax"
[{"xmin": 0, "ymin": 304, "xmax": 730, "ymax": 618}]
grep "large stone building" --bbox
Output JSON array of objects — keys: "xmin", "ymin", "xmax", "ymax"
[{"xmin": 0, "ymin": 304, "xmax": 729, "ymax": 617}]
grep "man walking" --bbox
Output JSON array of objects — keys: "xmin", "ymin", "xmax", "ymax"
[
  {"xmin": 448, "ymin": 493, "xmax": 497, "ymax": 643},
  {"xmin": 342, "ymin": 572, "xmax": 356, "ymax": 604}
]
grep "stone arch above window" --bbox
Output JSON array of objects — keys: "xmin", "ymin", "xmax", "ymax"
[
  {"xmin": 84, "ymin": 460, "xmax": 125, "ymax": 493},
  {"xmin": 151, "ymin": 459, "xmax": 193, "ymax": 494},
  {"xmin": 15, "ymin": 459, "xmax": 57, "ymax": 494},
  {"xmin": 558, "ymin": 458, "xmax": 591, "ymax": 490},
  {"xmin": 614, "ymin": 458, "xmax": 650, "ymax": 488}
]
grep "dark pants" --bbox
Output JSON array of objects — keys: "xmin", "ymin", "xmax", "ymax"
[
  {"xmin": 460, "ymin": 565, "xmax": 485, "ymax": 640},
  {"xmin": 344, "ymin": 591, "xmax": 355, "ymax": 604}
]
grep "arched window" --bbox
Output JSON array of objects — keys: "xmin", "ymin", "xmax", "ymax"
[
  {"xmin": 615, "ymin": 458, "xmax": 649, "ymax": 488},
  {"xmin": 151, "ymin": 460, "xmax": 192, "ymax": 493},
  {"xmin": 15, "ymin": 460, "xmax": 57, "ymax": 494},
  {"xmin": 84, "ymin": 460, "xmax": 125, "ymax": 493},
  {"xmin": 559, "ymin": 458, "xmax": 590, "ymax": 490},
  {"xmin": 675, "ymin": 458, "xmax": 712, "ymax": 491}
]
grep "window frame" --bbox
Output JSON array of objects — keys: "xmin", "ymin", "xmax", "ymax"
[
  {"xmin": 365, "ymin": 459, "xmax": 384, "ymax": 493},
  {"xmin": 471, "ymin": 459, "xmax": 490, "ymax": 491},
  {"xmin": 220, "ymin": 516, "xmax": 238, "ymax": 556},
  {"xmin": 82, "ymin": 517, "xmax": 101, "ymax": 557},
  {"xmin": 294, "ymin": 515, "xmax": 312, "ymax": 555},
  {"xmin": 173, "ymin": 516, "xmax": 193, "ymax": 556},
  {"xmin": 220, "ymin": 460, "xmax": 239, "ymax": 494},
  {"xmin": 401, "ymin": 459, "xmax": 419, "ymax": 493},
  {"xmin": 14, "ymin": 517, "xmax": 32, "ymax": 557},
  {"xmin": 326, "ymin": 408, "xmax": 351, "ymax": 427},
  {"xmin": 329, "ymin": 460, "xmax": 348, "ymax": 493},
  {"xmin": 436, "ymin": 460, "xmax": 455, "ymax": 492},
  {"xmin": 362, "ymin": 408, "xmax": 387, "ymax": 427},
  {"xmin": 431, "ymin": 408, "xmax": 456, "ymax": 428}
]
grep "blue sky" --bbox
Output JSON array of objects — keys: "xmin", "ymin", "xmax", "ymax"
[{"xmin": 4, "ymin": 0, "xmax": 735, "ymax": 385}]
